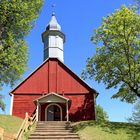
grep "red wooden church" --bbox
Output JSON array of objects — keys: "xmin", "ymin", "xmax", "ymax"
[{"xmin": 10, "ymin": 13, "xmax": 98, "ymax": 122}]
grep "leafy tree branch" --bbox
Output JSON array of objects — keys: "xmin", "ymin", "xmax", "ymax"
[
  {"xmin": 82, "ymin": 6, "xmax": 140, "ymax": 103},
  {"xmin": 0, "ymin": 0, "xmax": 44, "ymax": 110}
]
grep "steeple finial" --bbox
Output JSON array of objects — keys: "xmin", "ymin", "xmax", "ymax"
[{"xmin": 52, "ymin": 4, "xmax": 55, "ymax": 16}]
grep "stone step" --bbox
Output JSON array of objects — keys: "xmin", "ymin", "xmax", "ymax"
[
  {"xmin": 34, "ymin": 130, "xmax": 72, "ymax": 133},
  {"xmin": 37, "ymin": 124, "xmax": 68, "ymax": 127},
  {"xmin": 35, "ymin": 128, "xmax": 72, "ymax": 130},
  {"xmin": 28, "ymin": 135, "xmax": 80, "ymax": 139},
  {"xmin": 37, "ymin": 122, "xmax": 67, "ymax": 124},
  {"xmin": 37, "ymin": 124, "xmax": 68, "ymax": 126},
  {"xmin": 37, "ymin": 121, "xmax": 69, "ymax": 123},
  {"xmin": 36, "ymin": 126, "xmax": 70, "ymax": 128},
  {"xmin": 36, "ymin": 124, "xmax": 71, "ymax": 127},
  {"xmin": 28, "ymin": 121, "xmax": 80, "ymax": 140},
  {"xmin": 30, "ymin": 133, "xmax": 78, "ymax": 136},
  {"xmin": 36, "ymin": 128, "xmax": 67, "ymax": 130},
  {"xmin": 28, "ymin": 138, "xmax": 80, "ymax": 140},
  {"xmin": 35, "ymin": 126, "xmax": 71, "ymax": 128},
  {"xmin": 37, "ymin": 121, "xmax": 70, "ymax": 125},
  {"xmin": 36, "ymin": 123, "xmax": 71, "ymax": 126}
]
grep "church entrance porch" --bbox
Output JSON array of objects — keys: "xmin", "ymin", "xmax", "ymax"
[{"xmin": 34, "ymin": 92, "xmax": 70, "ymax": 121}]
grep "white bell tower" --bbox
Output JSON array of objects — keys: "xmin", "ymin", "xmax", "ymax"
[{"xmin": 42, "ymin": 12, "xmax": 65, "ymax": 62}]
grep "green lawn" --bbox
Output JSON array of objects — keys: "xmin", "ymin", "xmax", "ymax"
[
  {"xmin": 0, "ymin": 114, "xmax": 36, "ymax": 140},
  {"xmin": 0, "ymin": 114, "xmax": 23, "ymax": 133},
  {"xmin": 1, "ymin": 115, "xmax": 140, "ymax": 140},
  {"xmin": 73, "ymin": 121, "xmax": 140, "ymax": 140}
]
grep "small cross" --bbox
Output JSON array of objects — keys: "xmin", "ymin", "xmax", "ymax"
[{"xmin": 52, "ymin": 4, "xmax": 55, "ymax": 15}]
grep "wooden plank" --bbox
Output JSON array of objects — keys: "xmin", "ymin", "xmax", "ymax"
[{"xmin": 0, "ymin": 127, "xmax": 4, "ymax": 140}]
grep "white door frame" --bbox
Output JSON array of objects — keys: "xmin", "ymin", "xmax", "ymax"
[{"xmin": 45, "ymin": 103, "xmax": 62, "ymax": 121}]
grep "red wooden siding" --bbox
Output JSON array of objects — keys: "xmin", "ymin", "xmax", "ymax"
[
  {"xmin": 12, "ymin": 58, "xmax": 96, "ymax": 121},
  {"xmin": 67, "ymin": 94, "xmax": 95, "ymax": 121},
  {"xmin": 12, "ymin": 58, "xmax": 93, "ymax": 94},
  {"xmin": 12, "ymin": 94, "xmax": 95, "ymax": 121},
  {"xmin": 39, "ymin": 94, "xmax": 95, "ymax": 121},
  {"xmin": 12, "ymin": 94, "xmax": 41, "ymax": 118}
]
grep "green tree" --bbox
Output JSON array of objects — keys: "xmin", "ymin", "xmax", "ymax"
[
  {"xmin": 135, "ymin": 0, "xmax": 140, "ymax": 9},
  {"xmin": 135, "ymin": 0, "xmax": 140, "ymax": 5},
  {"xmin": 0, "ymin": 95, "xmax": 5, "ymax": 111},
  {"xmin": 96, "ymin": 105, "xmax": 109, "ymax": 122},
  {"xmin": 128, "ymin": 101, "xmax": 140, "ymax": 124},
  {"xmin": 82, "ymin": 6, "xmax": 140, "ymax": 103},
  {"xmin": 0, "ymin": 0, "xmax": 44, "ymax": 110}
]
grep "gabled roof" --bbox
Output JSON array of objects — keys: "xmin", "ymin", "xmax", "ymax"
[
  {"xmin": 10, "ymin": 57, "xmax": 50, "ymax": 94},
  {"xmin": 10, "ymin": 58, "xmax": 98, "ymax": 96},
  {"xmin": 34, "ymin": 92, "xmax": 70, "ymax": 103}
]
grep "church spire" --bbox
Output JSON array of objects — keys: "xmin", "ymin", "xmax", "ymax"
[
  {"xmin": 47, "ymin": 13, "xmax": 61, "ymax": 31},
  {"xmin": 42, "ymin": 8, "xmax": 65, "ymax": 62}
]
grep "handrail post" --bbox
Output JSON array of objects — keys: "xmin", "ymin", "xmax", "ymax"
[
  {"xmin": 0, "ymin": 127, "xmax": 4, "ymax": 140},
  {"xmin": 25, "ymin": 112, "xmax": 29, "ymax": 132}
]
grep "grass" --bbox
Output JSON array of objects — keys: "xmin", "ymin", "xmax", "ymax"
[
  {"xmin": 73, "ymin": 121, "xmax": 140, "ymax": 140},
  {"xmin": 0, "ymin": 114, "xmax": 36, "ymax": 140},
  {"xmin": 0, "ymin": 114, "xmax": 23, "ymax": 133},
  {"xmin": 1, "ymin": 115, "xmax": 140, "ymax": 140}
]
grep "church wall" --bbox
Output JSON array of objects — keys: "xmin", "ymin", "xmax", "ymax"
[
  {"xmin": 12, "ymin": 62, "xmax": 49, "ymax": 94},
  {"xmin": 12, "ymin": 94, "xmax": 41, "ymax": 119},
  {"xmin": 12, "ymin": 59, "xmax": 92, "ymax": 95},
  {"xmin": 65, "ymin": 93, "xmax": 95, "ymax": 121},
  {"xmin": 12, "ymin": 59, "xmax": 96, "ymax": 121},
  {"xmin": 12, "ymin": 93, "xmax": 95, "ymax": 121}
]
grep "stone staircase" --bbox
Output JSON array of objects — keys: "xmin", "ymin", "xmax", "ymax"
[{"xmin": 28, "ymin": 121, "xmax": 80, "ymax": 140}]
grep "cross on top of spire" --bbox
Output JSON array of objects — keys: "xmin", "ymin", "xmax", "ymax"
[{"xmin": 52, "ymin": 4, "xmax": 55, "ymax": 16}]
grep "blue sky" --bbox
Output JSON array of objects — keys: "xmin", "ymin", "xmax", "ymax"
[{"xmin": 0, "ymin": 0, "xmax": 136, "ymax": 122}]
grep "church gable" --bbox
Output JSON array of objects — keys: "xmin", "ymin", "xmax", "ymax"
[
  {"xmin": 56, "ymin": 60, "xmax": 95, "ymax": 94},
  {"xmin": 11, "ymin": 58, "xmax": 95, "ymax": 94},
  {"xmin": 11, "ymin": 59, "xmax": 49, "ymax": 94}
]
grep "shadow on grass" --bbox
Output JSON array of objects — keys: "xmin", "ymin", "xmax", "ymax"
[{"xmin": 73, "ymin": 120, "xmax": 140, "ymax": 140}]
